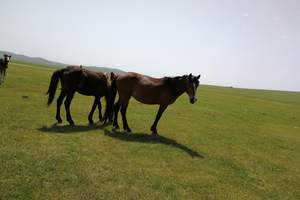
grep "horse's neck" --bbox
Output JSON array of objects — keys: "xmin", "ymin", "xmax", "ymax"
[{"xmin": 0, "ymin": 59, "xmax": 8, "ymax": 66}]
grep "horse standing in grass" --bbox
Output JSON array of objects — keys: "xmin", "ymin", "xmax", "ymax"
[
  {"xmin": 46, "ymin": 66, "xmax": 115, "ymax": 125},
  {"xmin": 111, "ymin": 72, "xmax": 201, "ymax": 134},
  {"xmin": 0, "ymin": 54, "xmax": 12, "ymax": 84}
]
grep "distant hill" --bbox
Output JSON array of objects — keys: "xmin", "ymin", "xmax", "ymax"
[
  {"xmin": 0, "ymin": 50, "xmax": 66, "ymax": 67},
  {"xmin": 0, "ymin": 50, "xmax": 124, "ymax": 73}
]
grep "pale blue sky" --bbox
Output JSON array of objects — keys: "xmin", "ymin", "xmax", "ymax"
[{"xmin": 1, "ymin": 0, "xmax": 299, "ymax": 91}]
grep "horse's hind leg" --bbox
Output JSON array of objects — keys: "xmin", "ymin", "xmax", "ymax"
[
  {"xmin": 102, "ymin": 95, "xmax": 110, "ymax": 124},
  {"xmin": 56, "ymin": 91, "xmax": 66, "ymax": 123},
  {"xmin": 150, "ymin": 104, "xmax": 168, "ymax": 135},
  {"xmin": 113, "ymin": 100, "xmax": 121, "ymax": 129},
  {"xmin": 64, "ymin": 91, "xmax": 75, "ymax": 125},
  {"xmin": 88, "ymin": 96, "xmax": 100, "ymax": 124},
  {"xmin": 97, "ymin": 97, "xmax": 103, "ymax": 122},
  {"xmin": 103, "ymin": 94, "xmax": 115, "ymax": 124}
]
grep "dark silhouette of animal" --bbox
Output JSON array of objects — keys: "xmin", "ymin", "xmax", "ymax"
[
  {"xmin": 0, "ymin": 54, "xmax": 12, "ymax": 84},
  {"xmin": 46, "ymin": 66, "xmax": 115, "ymax": 125},
  {"xmin": 111, "ymin": 72, "xmax": 201, "ymax": 134}
]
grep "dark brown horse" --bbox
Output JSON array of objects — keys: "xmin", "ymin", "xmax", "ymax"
[
  {"xmin": 111, "ymin": 72, "xmax": 201, "ymax": 134},
  {"xmin": 46, "ymin": 66, "xmax": 115, "ymax": 125},
  {"xmin": 0, "ymin": 54, "xmax": 12, "ymax": 84}
]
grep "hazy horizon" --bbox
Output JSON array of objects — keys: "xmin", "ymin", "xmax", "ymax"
[{"xmin": 1, "ymin": 0, "xmax": 299, "ymax": 91}]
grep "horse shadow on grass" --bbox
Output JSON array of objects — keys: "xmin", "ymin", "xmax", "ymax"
[
  {"xmin": 38, "ymin": 122, "xmax": 110, "ymax": 134},
  {"xmin": 104, "ymin": 129, "xmax": 204, "ymax": 158}
]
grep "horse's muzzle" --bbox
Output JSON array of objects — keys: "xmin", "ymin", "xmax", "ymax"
[{"xmin": 190, "ymin": 97, "xmax": 197, "ymax": 104}]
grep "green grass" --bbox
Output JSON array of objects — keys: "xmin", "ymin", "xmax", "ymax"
[{"xmin": 0, "ymin": 63, "xmax": 299, "ymax": 200}]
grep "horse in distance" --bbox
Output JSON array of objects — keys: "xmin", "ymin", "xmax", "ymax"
[{"xmin": 0, "ymin": 54, "xmax": 12, "ymax": 84}]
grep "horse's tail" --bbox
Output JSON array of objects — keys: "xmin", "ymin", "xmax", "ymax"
[
  {"xmin": 46, "ymin": 69, "xmax": 63, "ymax": 106},
  {"xmin": 110, "ymin": 72, "xmax": 118, "ymax": 106},
  {"xmin": 104, "ymin": 72, "xmax": 118, "ymax": 123}
]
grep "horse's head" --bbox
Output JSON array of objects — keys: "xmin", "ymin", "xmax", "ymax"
[
  {"xmin": 4, "ymin": 54, "xmax": 12, "ymax": 63},
  {"xmin": 185, "ymin": 73, "xmax": 201, "ymax": 104}
]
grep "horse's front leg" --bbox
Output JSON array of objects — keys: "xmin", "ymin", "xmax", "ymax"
[
  {"xmin": 88, "ymin": 96, "xmax": 99, "ymax": 124},
  {"xmin": 151, "ymin": 104, "xmax": 168, "ymax": 135},
  {"xmin": 64, "ymin": 92, "xmax": 75, "ymax": 125},
  {"xmin": 3, "ymin": 69, "xmax": 6, "ymax": 82},
  {"xmin": 0, "ymin": 70, "xmax": 3, "ymax": 84},
  {"xmin": 0, "ymin": 69, "xmax": 6, "ymax": 83},
  {"xmin": 56, "ymin": 91, "xmax": 66, "ymax": 123}
]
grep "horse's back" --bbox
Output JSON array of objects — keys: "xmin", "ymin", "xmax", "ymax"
[
  {"xmin": 117, "ymin": 72, "xmax": 163, "ymax": 85},
  {"xmin": 63, "ymin": 66, "xmax": 105, "ymax": 81},
  {"xmin": 59, "ymin": 66, "xmax": 106, "ymax": 95},
  {"xmin": 116, "ymin": 72, "xmax": 171, "ymax": 104}
]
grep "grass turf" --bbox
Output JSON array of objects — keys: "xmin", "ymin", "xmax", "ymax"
[{"xmin": 0, "ymin": 63, "xmax": 299, "ymax": 199}]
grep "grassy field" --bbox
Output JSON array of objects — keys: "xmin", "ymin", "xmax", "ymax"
[{"xmin": 0, "ymin": 63, "xmax": 299, "ymax": 200}]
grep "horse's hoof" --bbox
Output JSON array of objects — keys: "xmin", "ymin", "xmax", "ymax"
[
  {"xmin": 124, "ymin": 127, "xmax": 132, "ymax": 132},
  {"xmin": 150, "ymin": 126, "xmax": 158, "ymax": 135},
  {"xmin": 152, "ymin": 132, "xmax": 158, "ymax": 135},
  {"xmin": 89, "ymin": 120, "xmax": 94, "ymax": 125},
  {"xmin": 151, "ymin": 129, "xmax": 158, "ymax": 135},
  {"xmin": 113, "ymin": 124, "xmax": 119, "ymax": 129},
  {"xmin": 68, "ymin": 121, "xmax": 75, "ymax": 126},
  {"xmin": 57, "ymin": 119, "xmax": 62, "ymax": 124}
]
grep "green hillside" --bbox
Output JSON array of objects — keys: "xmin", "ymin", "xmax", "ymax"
[
  {"xmin": 0, "ymin": 63, "xmax": 299, "ymax": 200},
  {"xmin": 0, "ymin": 51, "xmax": 124, "ymax": 73},
  {"xmin": 0, "ymin": 50, "xmax": 67, "ymax": 67}
]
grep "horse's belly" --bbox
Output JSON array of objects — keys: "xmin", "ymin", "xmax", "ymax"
[
  {"xmin": 133, "ymin": 96, "xmax": 160, "ymax": 105},
  {"xmin": 77, "ymin": 91, "xmax": 94, "ymax": 96},
  {"xmin": 132, "ymin": 90, "xmax": 161, "ymax": 105},
  {"xmin": 133, "ymin": 96, "xmax": 159, "ymax": 104}
]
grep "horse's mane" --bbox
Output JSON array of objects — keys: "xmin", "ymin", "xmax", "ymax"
[
  {"xmin": 163, "ymin": 75, "xmax": 187, "ymax": 83},
  {"xmin": 164, "ymin": 75, "xmax": 188, "ymax": 97}
]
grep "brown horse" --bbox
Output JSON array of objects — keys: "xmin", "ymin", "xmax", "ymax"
[
  {"xmin": 0, "ymin": 54, "xmax": 12, "ymax": 84},
  {"xmin": 46, "ymin": 66, "xmax": 115, "ymax": 125},
  {"xmin": 111, "ymin": 72, "xmax": 201, "ymax": 134}
]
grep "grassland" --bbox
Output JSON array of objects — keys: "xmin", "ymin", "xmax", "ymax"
[{"xmin": 0, "ymin": 63, "xmax": 299, "ymax": 200}]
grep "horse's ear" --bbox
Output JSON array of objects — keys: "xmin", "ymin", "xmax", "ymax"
[
  {"xmin": 197, "ymin": 74, "xmax": 201, "ymax": 79},
  {"xmin": 188, "ymin": 73, "xmax": 192, "ymax": 80}
]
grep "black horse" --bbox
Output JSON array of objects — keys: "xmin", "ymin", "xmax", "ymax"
[
  {"xmin": 46, "ymin": 66, "xmax": 115, "ymax": 125},
  {"xmin": 0, "ymin": 54, "xmax": 12, "ymax": 84}
]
